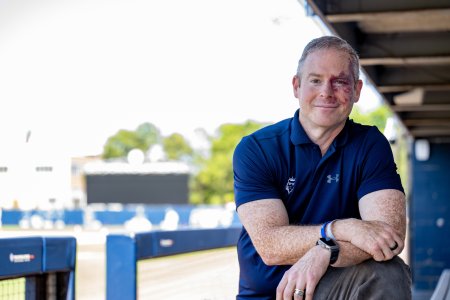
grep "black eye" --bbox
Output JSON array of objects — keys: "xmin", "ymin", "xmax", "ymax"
[{"xmin": 335, "ymin": 79, "xmax": 348, "ymax": 85}]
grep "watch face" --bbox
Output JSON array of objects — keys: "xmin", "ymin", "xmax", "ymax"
[
  {"xmin": 320, "ymin": 238, "xmax": 337, "ymax": 248},
  {"xmin": 317, "ymin": 238, "xmax": 339, "ymax": 265}
]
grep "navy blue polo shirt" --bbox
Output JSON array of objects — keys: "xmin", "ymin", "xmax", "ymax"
[{"xmin": 233, "ymin": 109, "xmax": 404, "ymax": 299}]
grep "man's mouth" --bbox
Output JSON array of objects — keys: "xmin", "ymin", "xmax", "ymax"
[{"xmin": 315, "ymin": 104, "xmax": 338, "ymax": 109}]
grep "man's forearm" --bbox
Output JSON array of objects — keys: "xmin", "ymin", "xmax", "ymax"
[
  {"xmin": 261, "ymin": 224, "xmax": 371, "ymax": 267},
  {"xmin": 253, "ymin": 224, "xmax": 321, "ymax": 265},
  {"xmin": 238, "ymin": 199, "xmax": 325, "ymax": 266},
  {"xmin": 332, "ymin": 240, "xmax": 371, "ymax": 267},
  {"xmin": 256, "ymin": 221, "xmax": 371, "ymax": 266}
]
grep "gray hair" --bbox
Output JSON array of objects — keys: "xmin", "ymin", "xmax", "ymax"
[{"xmin": 296, "ymin": 36, "xmax": 360, "ymax": 83}]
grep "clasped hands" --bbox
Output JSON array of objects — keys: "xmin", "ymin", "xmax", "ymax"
[{"xmin": 276, "ymin": 219, "xmax": 404, "ymax": 300}]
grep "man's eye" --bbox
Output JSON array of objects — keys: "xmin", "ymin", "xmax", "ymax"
[
  {"xmin": 334, "ymin": 79, "xmax": 348, "ymax": 85},
  {"xmin": 310, "ymin": 79, "xmax": 320, "ymax": 84}
]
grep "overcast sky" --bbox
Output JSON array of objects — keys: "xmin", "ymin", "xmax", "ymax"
[{"xmin": 0, "ymin": 0, "xmax": 381, "ymax": 157}]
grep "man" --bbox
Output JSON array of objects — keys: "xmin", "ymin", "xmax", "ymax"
[{"xmin": 233, "ymin": 36, "xmax": 411, "ymax": 299}]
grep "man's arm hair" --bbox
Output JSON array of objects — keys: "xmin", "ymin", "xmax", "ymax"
[
  {"xmin": 360, "ymin": 189, "xmax": 407, "ymax": 239},
  {"xmin": 237, "ymin": 198, "xmax": 321, "ymax": 265}
]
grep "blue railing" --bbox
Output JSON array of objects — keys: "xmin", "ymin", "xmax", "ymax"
[
  {"xmin": 106, "ymin": 226, "xmax": 242, "ymax": 300},
  {"xmin": 0, "ymin": 236, "xmax": 76, "ymax": 300}
]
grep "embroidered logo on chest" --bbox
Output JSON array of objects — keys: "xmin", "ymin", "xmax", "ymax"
[
  {"xmin": 327, "ymin": 174, "xmax": 340, "ymax": 183},
  {"xmin": 285, "ymin": 177, "xmax": 296, "ymax": 194}
]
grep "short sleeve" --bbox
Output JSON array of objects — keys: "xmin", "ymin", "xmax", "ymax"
[
  {"xmin": 357, "ymin": 127, "xmax": 404, "ymax": 199},
  {"xmin": 233, "ymin": 136, "xmax": 281, "ymax": 208}
]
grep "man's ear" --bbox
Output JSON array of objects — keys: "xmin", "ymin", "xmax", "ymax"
[
  {"xmin": 292, "ymin": 75, "xmax": 300, "ymax": 98},
  {"xmin": 354, "ymin": 79, "xmax": 363, "ymax": 103}
]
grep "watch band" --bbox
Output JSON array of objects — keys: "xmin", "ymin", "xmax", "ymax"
[{"xmin": 316, "ymin": 238, "xmax": 339, "ymax": 265}]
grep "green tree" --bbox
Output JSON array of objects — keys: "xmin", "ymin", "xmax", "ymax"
[
  {"xmin": 102, "ymin": 122, "xmax": 161, "ymax": 159},
  {"xmin": 350, "ymin": 104, "xmax": 392, "ymax": 132},
  {"xmin": 163, "ymin": 133, "xmax": 193, "ymax": 161},
  {"xmin": 136, "ymin": 122, "xmax": 161, "ymax": 146},
  {"xmin": 190, "ymin": 120, "xmax": 265, "ymax": 204}
]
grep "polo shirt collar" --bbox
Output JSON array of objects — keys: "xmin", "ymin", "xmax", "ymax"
[
  {"xmin": 290, "ymin": 109, "xmax": 312, "ymax": 145},
  {"xmin": 290, "ymin": 109, "xmax": 351, "ymax": 147},
  {"xmin": 335, "ymin": 119, "xmax": 350, "ymax": 147}
]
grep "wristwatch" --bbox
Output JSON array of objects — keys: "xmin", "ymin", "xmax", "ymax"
[{"xmin": 316, "ymin": 238, "xmax": 339, "ymax": 265}]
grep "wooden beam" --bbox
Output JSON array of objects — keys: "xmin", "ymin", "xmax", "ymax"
[
  {"xmin": 392, "ymin": 104, "xmax": 450, "ymax": 112},
  {"xmin": 326, "ymin": 8, "xmax": 450, "ymax": 33},
  {"xmin": 378, "ymin": 84, "xmax": 450, "ymax": 93},
  {"xmin": 360, "ymin": 56, "xmax": 450, "ymax": 66},
  {"xmin": 403, "ymin": 119, "xmax": 450, "ymax": 127},
  {"xmin": 409, "ymin": 128, "xmax": 450, "ymax": 137},
  {"xmin": 326, "ymin": 8, "xmax": 450, "ymax": 23}
]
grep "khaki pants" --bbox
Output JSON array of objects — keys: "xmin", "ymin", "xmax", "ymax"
[{"xmin": 314, "ymin": 256, "xmax": 412, "ymax": 300}]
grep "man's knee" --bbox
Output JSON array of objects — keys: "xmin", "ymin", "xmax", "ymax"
[
  {"xmin": 352, "ymin": 256, "xmax": 412, "ymax": 299},
  {"xmin": 315, "ymin": 256, "xmax": 411, "ymax": 299},
  {"xmin": 361, "ymin": 256, "xmax": 411, "ymax": 283}
]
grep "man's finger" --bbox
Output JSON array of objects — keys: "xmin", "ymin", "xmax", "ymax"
[
  {"xmin": 283, "ymin": 279, "xmax": 296, "ymax": 300},
  {"xmin": 276, "ymin": 274, "xmax": 288, "ymax": 300},
  {"xmin": 304, "ymin": 281, "xmax": 317, "ymax": 300}
]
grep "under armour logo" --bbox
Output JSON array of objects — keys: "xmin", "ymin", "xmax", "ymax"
[
  {"xmin": 285, "ymin": 177, "xmax": 295, "ymax": 194},
  {"xmin": 327, "ymin": 174, "xmax": 340, "ymax": 183}
]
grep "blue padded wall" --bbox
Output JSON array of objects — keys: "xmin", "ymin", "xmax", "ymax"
[{"xmin": 410, "ymin": 142, "xmax": 450, "ymax": 292}]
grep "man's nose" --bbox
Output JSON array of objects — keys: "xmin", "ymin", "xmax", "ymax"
[{"xmin": 319, "ymin": 81, "xmax": 333, "ymax": 98}]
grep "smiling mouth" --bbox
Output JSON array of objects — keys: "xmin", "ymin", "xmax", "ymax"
[{"xmin": 315, "ymin": 105, "xmax": 338, "ymax": 109}]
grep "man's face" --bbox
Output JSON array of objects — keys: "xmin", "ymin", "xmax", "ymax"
[{"xmin": 293, "ymin": 49, "xmax": 363, "ymax": 130}]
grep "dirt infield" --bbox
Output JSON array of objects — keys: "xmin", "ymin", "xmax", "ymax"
[
  {"xmin": 77, "ymin": 243, "xmax": 239, "ymax": 300},
  {"xmin": 137, "ymin": 248, "xmax": 239, "ymax": 300},
  {"xmin": 77, "ymin": 242, "xmax": 106, "ymax": 300}
]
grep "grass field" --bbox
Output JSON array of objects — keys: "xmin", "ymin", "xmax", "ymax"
[{"xmin": 0, "ymin": 278, "xmax": 25, "ymax": 300}]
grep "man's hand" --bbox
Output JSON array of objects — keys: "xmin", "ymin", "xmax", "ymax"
[
  {"xmin": 334, "ymin": 218, "xmax": 404, "ymax": 261},
  {"xmin": 276, "ymin": 246, "xmax": 330, "ymax": 300}
]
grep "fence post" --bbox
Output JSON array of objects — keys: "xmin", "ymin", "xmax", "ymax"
[
  {"xmin": 106, "ymin": 234, "xmax": 136, "ymax": 300},
  {"xmin": 42, "ymin": 237, "xmax": 77, "ymax": 300}
]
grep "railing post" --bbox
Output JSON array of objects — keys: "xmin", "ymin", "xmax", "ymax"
[{"xmin": 106, "ymin": 234, "xmax": 137, "ymax": 300}]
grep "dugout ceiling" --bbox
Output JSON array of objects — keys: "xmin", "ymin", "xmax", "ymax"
[{"xmin": 302, "ymin": 0, "xmax": 450, "ymax": 138}]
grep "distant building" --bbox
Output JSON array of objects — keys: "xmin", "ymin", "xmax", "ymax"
[
  {"xmin": 0, "ymin": 133, "xmax": 71, "ymax": 210},
  {"xmin": 0, "ymin": 134, "xmax": 191, "ymax": 209},
  {"xmin": 84, "ymin": 160, "xmax": 190, "ymax": 205}
]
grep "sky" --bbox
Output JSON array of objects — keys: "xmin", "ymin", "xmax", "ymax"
[{"xmin": 0, "ymin": 0, "xmax": 381, "ymax": 157}]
